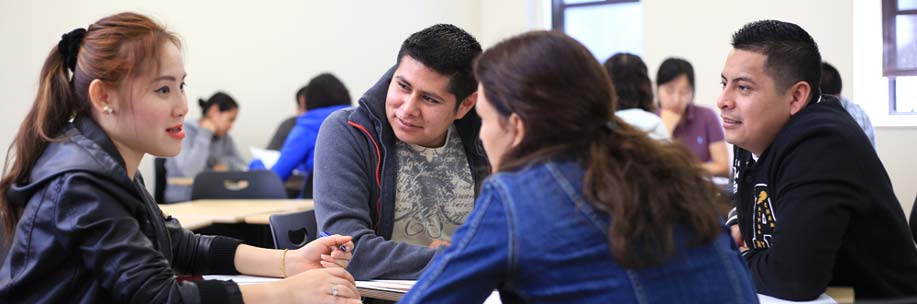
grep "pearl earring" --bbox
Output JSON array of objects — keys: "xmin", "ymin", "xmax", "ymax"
[{"xmin": 103, "ymin": 105, "xmax": 113, "ymax": 115}]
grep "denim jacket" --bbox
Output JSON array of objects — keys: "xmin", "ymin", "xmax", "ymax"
[{"xmin": 401, "ymin": 159, "xmax": 758, "ymax": 303}]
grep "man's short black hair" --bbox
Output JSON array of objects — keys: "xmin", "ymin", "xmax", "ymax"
[
  {"xmin": 731, "ymin": 20, "xmax": 822, "ymax": 102},
  {"xmin": 304, "ymin": 73, "xmax": 351, "ymax": 110},
  {"xmin": 396, "ymin": 24, "xmax": 482, "ymax": 108},
  {"xmin": 820, "ymin": 62, "xmax": 842, "ymax": 96}
]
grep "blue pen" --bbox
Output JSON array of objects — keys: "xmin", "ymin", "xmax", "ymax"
[{"xmin": 319, "ymin": 231, "xmax": 349, "ymax": 252}]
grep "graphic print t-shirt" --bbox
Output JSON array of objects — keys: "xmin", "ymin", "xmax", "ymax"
[{"xmin": 391, "ymin": 126, "xmax": 475, "ymax": 246}]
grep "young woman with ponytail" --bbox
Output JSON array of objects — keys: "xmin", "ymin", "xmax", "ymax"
[
  {"xmin": 400, "ymin": 31, "xmax": 757, "ymax": 303},
  {"xmin": 164, "ymin": 91, "xmax": 247, "ymax": 203},
  {"xmin": 0, "ymin": 12, "xmax": 359, "ymax": 304}
]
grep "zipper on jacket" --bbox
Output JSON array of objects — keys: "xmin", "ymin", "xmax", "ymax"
[{"xmin": 347, "ymin": 120, "xmax": 383, "ymax": 232}]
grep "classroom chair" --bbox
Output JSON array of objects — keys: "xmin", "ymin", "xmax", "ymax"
[
  {"xmin": 190, "ymin": 171, "xmax": 287, "ymax": 200},
  {"xmin": 269, "ymin": 210, "xmax": 318, "ymax": 249},
  {"xmin": 911, "ymin": 194, "xmax": 916, "ymax": 242},
  {"xmin": 154, "ymin": 158, "xmax": 168, "ymax": 204},
  {"xmin": 302, "ymin": 171, "xmax": 315, "ymax": 199}
]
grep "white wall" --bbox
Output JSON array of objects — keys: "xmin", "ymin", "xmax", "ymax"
[
  {"xmin": 0, "ymin": 0, "xmax": 489, "ymax": 191},
  {"xmin": 2, "ymin": 0, "xmax": 913, "ymax": 213},
  {"xmin": 642, "ymin": 0, "xmax": 854, "ymax": 110}
]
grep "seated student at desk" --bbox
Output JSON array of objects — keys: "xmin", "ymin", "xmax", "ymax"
[
  {"xmin": 401, "ymin": 31, "xmax": 757, "ymax": 303},
  {"xmin": 267, "ymin": 73, "xmax": 352, "ymax": 182},
  {"xmin": 313, "ymin": 24, "xmax": 490, "ymax": 280},
  {"xmin": 721, "ymin": 20, "xmax": 917, "ymax": 301},
  {"xmin": 604, "ymin": 53, "xmax": 669, "ymax": 140},
  {"xmin": 656, "ymin": 58, "xmax": 730, "ymax": 177},
  {"xmin": 266, "ymin": 85, "xmax": 308, "ymax": 151},
  {"xmin": 0, "ymin": 12, "xmax": 358, "ymax": 303},
  {"xmin": 164, "ymin": 91, "xmax": 247, "ymax": 203}
]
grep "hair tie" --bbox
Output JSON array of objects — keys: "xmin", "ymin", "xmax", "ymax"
[
  {"xmin": 58, "ymin": 28, "xmax": 86, "ymax": 73},
  {"xmin": 605, "ymin": 121, "xmax": 617, "ymax": 133}
]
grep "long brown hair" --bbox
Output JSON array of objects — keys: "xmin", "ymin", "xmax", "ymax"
[
  {"xmin": 604, "ymin": 53, "xmax": 655, "ymax": 112},
  {"xmin": 0, "ymin": 12, "xmax": 180, "ymax": 241},
  {"xmin": 474, "ymin": 31, "xmax": 721, "ymax": 268}
]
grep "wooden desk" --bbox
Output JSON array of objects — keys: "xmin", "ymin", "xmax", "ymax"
[
  {"xmin": 170, "ymin": 173, "xmax": 304, "ymax": 189},
  {"xmin": 825, "ymin": 287, "xmax": 854, "ymax": 304},
  {"xmin": 160, "ymin": 199, "xmax": 314, "ymax": 229},
  {"xmin": 167, "ymin": 177, "xmax": 194, "ymax": 186}
]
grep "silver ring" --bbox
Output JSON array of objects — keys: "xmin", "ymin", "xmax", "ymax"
[{"xmin": 331, "ymin": 285, "xmax": 338, "ymax": 297}]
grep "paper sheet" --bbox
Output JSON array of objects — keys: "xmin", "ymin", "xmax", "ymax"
[{"xmin": 249, "ymin": 147, "xmax": 281, "ymax": 169}]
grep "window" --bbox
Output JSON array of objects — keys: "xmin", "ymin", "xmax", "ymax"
[
  {"xmin": 882, "ymin": 0, "xmax": 917, "ymax": 114},
  {"xmin": 551, "ymin": 0, "xmax": 642, "ymax": 61}
]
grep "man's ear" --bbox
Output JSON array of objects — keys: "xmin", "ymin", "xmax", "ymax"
[
  {"xmin": 454, "ymin": 91, "xmax": 478, "ymax": 120},
  {"xmin": 508, "ymin": 113, "xmax": 525, "ymax": 147},
  {"xmin": 788, "ymin": 81, "xmax": 811, "ymax": 116},
  {"xmin": 88, "ymin": 79, "xmax": 112, "ymax": 113},
  {"xmin": 298, "ymin": 96, "xmax": 307, "ymax": 111}
]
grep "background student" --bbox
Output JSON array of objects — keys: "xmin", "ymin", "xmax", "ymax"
[
  {"xmin": 0, "ymin": 12, "xmax": 359, "ymax": 303},
  {"xmin": 604, "ymin": 52, "xmax": 669, "ymax": 140},
  {"xmin": 656, "ymin": 58, "xmax": 730, "ymax": 177},
  {"xmin": 164, "ymin": 91, "xmax": 247, "ymax": 203},
  {"xmin": 402, "ymin": 30, "xmax": 757, "ymax": 303},
  {"xmin": 820, "ymin": 61, "xmax": 876, "ymax": 148},
  {"xmin": 266, "ymin": 84, "xmax": 309, "ymax": 150},
  {"xmin": 268, "ymin": 73, "xmax": 352, "ymax": 182}
]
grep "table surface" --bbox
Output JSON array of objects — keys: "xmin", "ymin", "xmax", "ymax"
[
  {"xmin": 159, "ymin": 199, "xmax": 314, "ymax": 229},
  {"xmin": 202, "ymin": 275, "xmax": 853, "ymax": 303}
]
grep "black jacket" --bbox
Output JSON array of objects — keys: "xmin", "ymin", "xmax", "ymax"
[
  {"xmin": 733, "ymin": 95, "xmax": 917, "ymax": 300},
  {"xmin": 0, "ymin": 116, "xmax": 243, "ymax": 303}
]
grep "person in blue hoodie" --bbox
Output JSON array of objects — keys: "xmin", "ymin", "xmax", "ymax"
[{"xmin": 266, "ymin": 73, "xmax": 351, "ymax": 183}]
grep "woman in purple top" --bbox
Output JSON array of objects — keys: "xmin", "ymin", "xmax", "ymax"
[{"xmin": 656, "ymin": 58, "xmax": 730, "ymax": 177}]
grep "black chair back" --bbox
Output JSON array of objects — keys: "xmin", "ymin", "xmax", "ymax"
[
  {"xmin": 154, "ymin": 158, "xmax": 167, "ymax": 203},
  {"xmin": 301, "ymin": 171, "xmax": 315, "ymax": 199},
  {"xmin": 269, "ymin": 210, "xmax": 318, "ymax": 249},
  {"xmin": 190, "ymin": 171, "xmax": 286, "ymax": 200},
  {"xmin": 911, "ymin": 194, "xmax": 917, "ymax": 242}
]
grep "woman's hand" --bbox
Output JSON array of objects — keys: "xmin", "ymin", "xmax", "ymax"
[
  {"xmin": 285, "ymin": 235, "xmax": 353, "ymax": 276},
  {"xmin": 271, "ymin": 268, "xmax": 362, "ymax": 304},
  {"xmin": 199, "ymin": 117, "xmax": 218, "ymax": 134},
  {"xmin": 200, "ymin": 110, "xmax": 228, "ymax": 136}
]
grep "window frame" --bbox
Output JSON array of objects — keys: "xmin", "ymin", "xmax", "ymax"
[
  {"xmin": 881, "ymin": 0, "xmax": 917, "ymax": 114},
  {"xmin": 551, "ymin": 0, "xmax": 639, "ymax": 31}
]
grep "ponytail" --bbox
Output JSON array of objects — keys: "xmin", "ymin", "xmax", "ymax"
[
  {"xmin": 583, "ymin": 118, "xmax": 722, "ymax": 268},
  {"xmin": 1, "ymin": 43, "xmax": 85, "ymax": 241},
  {"xmin": 198, "ymin": 98, "xmax": 208, "ymax": 113}
]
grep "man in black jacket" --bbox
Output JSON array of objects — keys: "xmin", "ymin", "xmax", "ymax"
[{"xmin": 720, "ymin": 20, "xmax": 917, "ymax": 301}]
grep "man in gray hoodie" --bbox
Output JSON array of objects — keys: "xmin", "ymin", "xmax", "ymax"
[{"xmin": 312, "ymin": 24, "xmax": 490, "ymax": 280}]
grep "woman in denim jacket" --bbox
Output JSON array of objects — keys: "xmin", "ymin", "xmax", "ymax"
[{"xmin": 400, "ymin": 31, "xmax": 758, "ymax": 303}]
